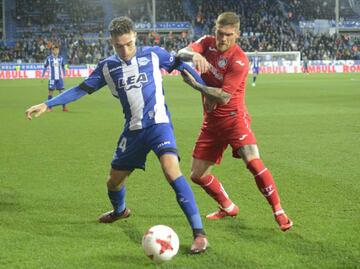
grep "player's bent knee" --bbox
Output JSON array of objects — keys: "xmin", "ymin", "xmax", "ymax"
[
  {"xmin": 237, "ymin": 144, "xmax": 260, "ymax": 163},
  {"xmin": 106, "ymin": 169, "xmax": 130, "ymax": 190},
  {"xmin": 106, "ymin": 178, "xmax": 118, "ymax": 190},
  {"xmin": 160, "ymin": 154, "xmax": 182, "ymax": 182},
  {"xmin": 162, "ymin": 169, "xmax": 182, "ymax": 182},
  {"xmin": 107, "ymin": 178, "xmax": 126, "ymax": 191},
  {"xmin": 190, "ymin": 173, "xmax": 204, "ymax": 185}
]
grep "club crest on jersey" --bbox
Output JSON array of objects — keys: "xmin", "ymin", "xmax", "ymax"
[
  {"xmin": 118, "ymin": 73, "xmax": 148, "ymax": 91},
  {"xmin": 137, "ymin": 57, "xmax": 150, "ymax": 66},
  {"xmin": 218, "ymin": 57, "xmax": 227, "ymax": 68}
]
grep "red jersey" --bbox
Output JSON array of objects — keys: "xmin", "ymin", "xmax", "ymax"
[{"xmin": 189, "ymin": 36, "xmax": 249, "ymax": 121}]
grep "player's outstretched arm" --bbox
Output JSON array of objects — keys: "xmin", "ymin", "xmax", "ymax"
[
  {"xmin": 45, "ymin": 86, "xmax": 87, "ymax": 107},
  {"xmin": 181, "ymin": 69, "xmax": 231, "ymax": 105},
  {"xmin": 26, "ymin": 103, "xmax": 47, "ymax": 120},
  {"xmin": 25, "ymin": 86, "xmax": 87, "ymax": 120}
]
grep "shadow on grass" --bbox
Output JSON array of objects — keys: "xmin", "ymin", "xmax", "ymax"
[
  {"xmin": 0, "ymin": 189, "xmax": 21, "ymax": 212},
  {"xmin": 0, "ymin": 201, "xmax": 20, "ymax": 212},
  {"xmin": 90, "ymin": 253, "xmax": 152, "ymax": 269},
  {"xmin": 119, "ymin": 221, "xmax": 144, "ymax": 245},
  {"xmin": 283, "ymin": 232, "xmax": 359, "ymax": 267},
  {"xmin": 224, "ymin": 220, "xmax": 359, "ymax": 267}
]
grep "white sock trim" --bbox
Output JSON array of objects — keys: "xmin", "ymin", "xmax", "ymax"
[
  {"xmin": 255, "ymin": 168, "xmax": 268, "ymax": 177},
  {"xmin": 202, "ymin": 176, "xmax": 214, "ymax": 187},
  {"xmin": 221, "ymin": 203, "xmax": 235, "ymax": 213},
  {"xmin": 274, "ymin": 209, "xmax": 284, "ymax": 216}
]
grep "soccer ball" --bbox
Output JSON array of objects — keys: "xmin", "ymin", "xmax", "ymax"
[{"xmin": 142, "ymin": 225, "xmax": 179, "ymax": 262}]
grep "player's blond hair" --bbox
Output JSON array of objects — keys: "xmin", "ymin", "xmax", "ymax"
[{"xmin": 216, "ymin": 12, "xmax": 240, "ymax": 30}]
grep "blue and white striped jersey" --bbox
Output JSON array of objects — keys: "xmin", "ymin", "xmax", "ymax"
[
  {"xmin": 252, "ymin": 56, "xmax": 260, "ymax": 68},
  {"xmin": 80, "ymin": 46, "xmax": 177, "ymax": 131},
  {"xmin": 43, "ymin": 54, "xmax": 65, "ymax": 80}
]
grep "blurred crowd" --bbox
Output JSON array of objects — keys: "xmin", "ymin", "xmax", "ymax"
[
  {"xmin": 283, "ymin": 0, "xmax": 358, "ymax": 21},
  {"xmin": 13, "ymin": 0, "xmax": 104, "ymax": 38},
  {"xmin": 155, "ymin": 0, "xmax": 190, "ymax": 22},
  {"xmin": 0, "ymin": 31, "xmax": 192, "ymax": 64},
  {"xmin": 1, "ymin": 0, "xmax": 359, "ymax": 63},
  {"xmin": 0, "ymin": 34, "xmax": 110, "ymax": 64},
  {"xmin": 112, "ymin": 0, "xmax": 189, "ymax": 24}
]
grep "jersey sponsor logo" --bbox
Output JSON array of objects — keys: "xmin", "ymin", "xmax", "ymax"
[
  {"xmin": 109, "ymin": 65, "xmax": 122, "ymax": 73},
  {"xmin": 137, "ymin": 57, "xmax": 150, "ymax": 66},
  {"xmin": 218, "ymin": 57, "xmax": 227, "ymax": 68},
  {"xmin": 208, "ymin": 64, "xmax": 223, "ymax": 81},
  {"xmin": 157, "ymin": 141, "xmax": 170, "ymax": 149},
  {"xmin": 235, "ymin": 60, "xmax": 245, "ymax": 66},
  {"xmin": 118, "ymin": 73, "xmax": 148, "ymax": 91},
  {"xmin": 239, "ymin": 134, "xmax": 248, "ymax": 141},
  {"xmin": 208, "ymin": 47, "xmax": 217, "ymax": 52}
]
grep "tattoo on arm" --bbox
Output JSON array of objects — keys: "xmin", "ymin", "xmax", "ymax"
[
  {"xmin": 194, "ymin": 84, "xmax": 231, "ymax": 104},
  {"xmin": 178, "ymin": 48, "xmax": 231, "ymax": 104},
  {"xmin": 177, "ymin": 48, "xmax": 196, "ymax": 62}
]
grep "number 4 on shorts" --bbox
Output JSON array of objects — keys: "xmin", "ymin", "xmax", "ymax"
[{"xmin": 119, "ymin": 137, "xmax": 127, "ymax": 152}]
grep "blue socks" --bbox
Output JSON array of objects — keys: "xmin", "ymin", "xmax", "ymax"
[
  {"xmin": 47, "ymin": 95, "xmax": 53, "ymax": 109},
  {"xmin": 108, "ymin": 186, "xmax": 126, "ymax": 215},
  {"xmin": 170, "ymin": 176, "xmax": 204, "ymax": 236}
]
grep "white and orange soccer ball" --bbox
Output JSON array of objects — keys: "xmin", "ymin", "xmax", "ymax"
[{"xmin": 142, "ymin": 225, "xmax": 179, "ymax": 262}]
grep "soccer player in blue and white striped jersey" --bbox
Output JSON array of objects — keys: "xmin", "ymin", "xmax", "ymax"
[
  {"xmin": 251, "ymin": 52, "xmax": 260, "ymax": 87},
  {"xmin": 42, "ymin": 45, "xmax": 68, "ymax": 112},
  {"xmin": 25, "ymin": 16, "xmax": 232, "ymax": 254}
]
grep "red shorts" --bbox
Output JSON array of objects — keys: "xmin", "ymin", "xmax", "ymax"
[{"xmin": 193, "ymin": 111, "xmax": 257, "ymax": 164}]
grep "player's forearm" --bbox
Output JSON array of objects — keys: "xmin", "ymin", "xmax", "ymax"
[
  {"xmin": 45, "ymin": 86, "xmax": 87, "ymax": 107},
  {"xmin": 178, "ymin": 63, "xmax": 230, "ymax": 104},
  {"xmin": 194, "ymin": 84, "xmax": 231, "ymax": 105},
  {"xmin": 177, "ymin": 48, "xmax": 197, "ymax": 62},
  {"xmin": 177, "ymin": 62, "xmax": 205, "ymax": 85}
]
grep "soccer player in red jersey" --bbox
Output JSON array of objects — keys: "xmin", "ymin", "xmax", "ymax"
[{"xmin": 178, "ymin": 12, "xmax": 293, "ymax": 231}]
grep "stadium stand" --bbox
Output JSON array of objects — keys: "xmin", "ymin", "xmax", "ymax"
[
  {"xmin": 12, "ymin": 0, "xmax": 104, "ymax": 38},
  {"xmin": 282, "ymin": 0, "xmax": 358, "ymax": 21},
  {"xmin": 1, "ymin": 0, "xmax": 359, "ymax": 63},
  {"xmin": 155, "ymin": 0, "xmax": 189, "ymax": 22},
  {"xmin": 112, "ymin": 0, "xmax": 151, "ymax": 23},
  {"xmin": 0, "ymin": 1, "xmax": 3, "ymax": 39}
]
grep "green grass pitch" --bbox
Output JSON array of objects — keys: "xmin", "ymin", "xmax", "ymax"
[{"xmin": 0, "ymin": 73, "xmax": 359, "ymax": 268}]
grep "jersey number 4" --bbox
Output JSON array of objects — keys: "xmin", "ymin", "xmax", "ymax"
[{"xmin": 118, "ymin": 137, "xmax": 127, "ymax": 152}]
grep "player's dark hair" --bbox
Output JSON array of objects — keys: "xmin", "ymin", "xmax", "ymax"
[
  {"xmin": 216, "ymin": 12, "xmax": 240, "ymax": 30},
  {"xmin": 109, "ymin": 16, "xmax": 134, "ymax": 36}
]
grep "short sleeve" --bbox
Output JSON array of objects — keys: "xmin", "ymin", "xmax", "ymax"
[
  {"xmin": 153, "ymin": 46, "xmax": 176, "ymax": 71},
  {"xmin": 44, "ymin": 57, "xmax": 49, "ymax": 68},
  {"xmin": 188, "ymin": 35, "xmax": 211, "ymax": 54}
]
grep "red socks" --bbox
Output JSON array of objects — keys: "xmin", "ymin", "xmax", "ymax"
[
  {"xmin": 191, "ymin": 175, "xmax": 232, "ymax": 208},
  {"xmin": 247, "ymin": 158, "xmax": 282, "ymax": 212},
  {"xmin": 192, "ymin": 159, "xmax": 283, "ymax": 213}
]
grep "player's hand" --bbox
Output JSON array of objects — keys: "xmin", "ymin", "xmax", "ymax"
[
  {"xmin": 204, "ymin": 96, "xmax": 217, "ymax": 112},
  {"xmin": 25, "ymin": 103, "xmax": 48, "ymax": 120},
  {"xmin": 181, "ymin": 69, "xmax": 199, "ymax": 90},
  {"xmin": 193, "ymin": 53, "xmax": 209, "ymax": 73}
]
